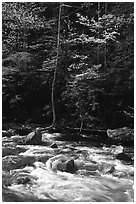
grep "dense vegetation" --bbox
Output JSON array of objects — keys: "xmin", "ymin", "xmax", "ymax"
[{"xmin": 2, "ymin": 2, "xmax": 134, "ymax": 130}]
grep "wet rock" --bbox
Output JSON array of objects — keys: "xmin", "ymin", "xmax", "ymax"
[
  {"xmin": 98, "ymin": 163, "xmax": 115, "ymax": 174},
  {"xmin": 107, "ymin": 165, "xmax": 115, "ymax": 174},
  {"xmin": 65, "ymin": 159, "xmax": 78, "ymax": 173},
  {"xmin": 51, "ymin": 157, "xmax": 78, "ymax": 173},
  {"xmin": 112, "ymin": 145, "xmax": 133, "ymax": 162},
  {"xmin": 25, "ymin": 128, "xmax": 42, "ymax": 145},
  {"xmin": 50, "ymin": 143, "xmax": 58, "ymax": 148},
  {"xmin": 116, "ymin": 152, "xmax": 133, "ymax": 162},
  {"xmin": 107, "ymin": 127, "xmax": 134, "ymax": 145},
  {"xmin": 16, "ymin": 176, "xmax": 31, "ymax": 185},
  {"xmin": 74, "ymin": 159, "xmax": 85, "ymax": 169},
  {"xmin": 56, "ymin": 161, "xmax": 66, "ymax": 172},
  {"xmin": 113, "ymin": 145, "xmax": 124, "ymax": 154}
]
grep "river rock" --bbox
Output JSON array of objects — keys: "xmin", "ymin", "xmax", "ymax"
[
  {"xmin": 25, "ymin": 128, "xmax": 42, "ymax": 145},
  {"xmin": 116, "ymin": 152, "xmax": 133, "ymax": 162},
  {"xmin": 113, "ymin": 145, "xmax": 124, "ymax": 155},
  {"xmin": 51, "ymin": 157, "xmax": 78, "ymax": 173},
  {"xmin": 50, "ymin": 143, "xmax": 58, "ymax": 148},
  {"xmin": 107, "ymin": 127, "xmax": 134, "ymax": 144},
  {"xmin": 98, "ymin": 162, "xmax": 115, "ymax": 174},
  {"xmin": 16, "ymin": 176, "xmax": 31, "ymax": 185},
  {"xmin": 56, "ymin": 161, "xmax": 67, "ymax": 172},
  {"xmin": 65, "ymin": 159, "xmax": 78, "ymax": 173},
  {"xmin": 112, "ymin": 145, "xmax": 133, "ymax": 162}
]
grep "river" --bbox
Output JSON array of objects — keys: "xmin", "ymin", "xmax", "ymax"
[{"xmin": 2, "ymin": 132, "xmax": 134, "ymax": 202}]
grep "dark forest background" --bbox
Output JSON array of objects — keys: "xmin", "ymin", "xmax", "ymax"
[{"xmin": 2, "ymin": 2, "xmax": 134, "ymax": 130}]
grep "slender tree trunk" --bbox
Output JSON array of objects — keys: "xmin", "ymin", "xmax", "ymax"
[
  {"xmin": 104, "ymin": 2, "xmax": 107, "ymax": 70},
  {"xmin": 79, "ymin": 113, "xmax": 83, "ymax": 134},
  {"xmin": 51, "ymin": 2, "xmax": 62, "ymax": 127},
  {"xmin": 97, "ymin": 2, "xmax": 100, "ymax": 64}
]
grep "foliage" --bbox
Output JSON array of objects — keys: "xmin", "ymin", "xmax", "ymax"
[{"xmin": 2, "ymin": 2, "xmax": 134, "ymax": 129}]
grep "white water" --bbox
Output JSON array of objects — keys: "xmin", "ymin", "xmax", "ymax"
[{"xmin": 2, "ymin": 133, "xmax": 134, "ymax": 202}]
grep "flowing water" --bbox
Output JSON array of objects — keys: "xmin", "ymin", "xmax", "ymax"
[{"xmin": 2, "ymin": 132, "xmax": 134, "ymax": 202}]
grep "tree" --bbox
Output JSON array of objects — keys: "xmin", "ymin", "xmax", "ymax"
[
  {"xmin": 2, "ymin": 2, "xmax": 134, "ymax": 129},
  {"xmin": 50, "ymin": 2, "xmax": 62, "ymax": 128}
]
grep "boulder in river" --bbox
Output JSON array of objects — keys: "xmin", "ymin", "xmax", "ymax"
[
  {"xmin": 50, "ymin": 157, "xmax": 78, "ymax": 174},
  {"xmin": 50, "ymin": 143, "xmax": 58, "ymax": 148},
  {"xmin": 16, "ymin": 176, "xmax": 31, "ymax": 185},
  {"xmin": 113, "ymin": 145, "xmax": 133, "ymax": 162},
  {"xmin": 65, "ymin": 159, "xmax": 78, "ymax": 173},
  {"xmin": 113, "ymin": 145, "xmax": 124, "ymax": 155},
  {"xmin": 116, "ymin": 153, "xmax": 133, "ymax": 162},
  {"xmin": 56, "ymin": 161, "xmax": 66, "ymax": 172},
  {"xmin": 98, "ymin": 162, "xmax": 115, "ymax": 174},
  {"xmin": 25, "ymin": 128, "xmax": 42, "ymax": 145},
  {"xmin": 107, "ymin": 127, "xmax": 134, "ymax": 144}
]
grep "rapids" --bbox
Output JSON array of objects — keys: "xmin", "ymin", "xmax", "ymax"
[{"xmin": 2, "ymin": 132, "xmax": 134, "ymax": 202}]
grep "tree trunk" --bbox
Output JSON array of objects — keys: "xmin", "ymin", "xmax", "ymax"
[
  {"xmin": 97, "ymin": 2, "xmax": 100, "ymax": 64},
  {"xmin": 51, "ymin": 2, "xmax": 62, "ymax": 127},
  {"xmin": 104, "ymin": 2, "xmax": 107, "ymax": 70},
  {"xmin": 79, "ymin": 114, "xmax": 83, "ymax": 134}
]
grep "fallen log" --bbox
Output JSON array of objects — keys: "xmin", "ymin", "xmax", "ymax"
[
  {"xmin": 41, "ymin": 125, "xmax": 107, "ymax": 136},
  {"xmin": 62, "ymin": 126, "xmax": 107, "ymax": 136}
]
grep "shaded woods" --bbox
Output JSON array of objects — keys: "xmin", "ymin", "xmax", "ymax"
[{"xmin": 2, "ymin": 2, "xmax": 134, "ymax": 130}]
